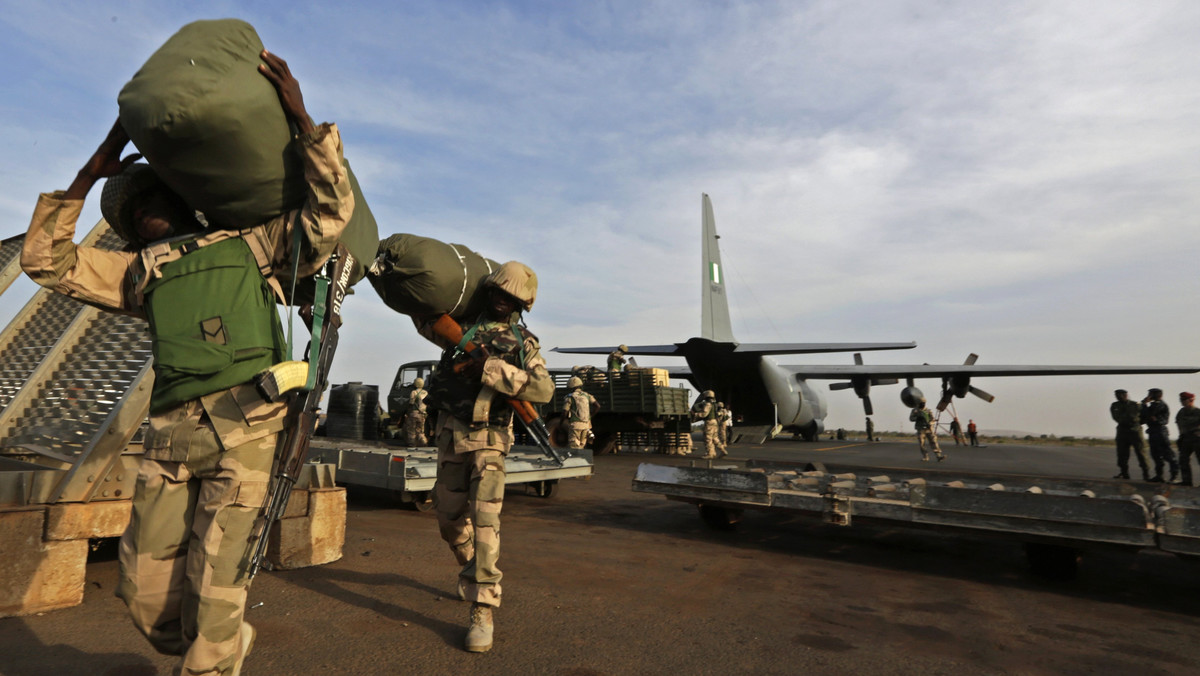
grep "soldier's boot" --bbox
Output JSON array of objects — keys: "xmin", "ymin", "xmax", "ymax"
[
  {"xmin": 1141, "ymin": 469, "xmax": 1151, "ymax": 481},
  {"xmin": 921, "ymin": 454, "xmax": 929, "ymax": 462},
  {"xmin": 465, "ymin": 603, "xmax": 494, "ymax": 653},
  {"xmin": 1113, "ymin": 472, "xmax": 1130, "ymax": 480},
  {"xmin": 936, "ymin": 452, "xmax": 946, "ymax": 462},
  {"xmin": 1170, "ymin": 468, "xmax": 1180, "ymax": 483},
  {"xmin": 230, "ymin": 622, "xmax": 256, "ymax": 676}
]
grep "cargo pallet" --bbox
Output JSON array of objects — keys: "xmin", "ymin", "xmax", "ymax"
[{"xmin": 633, "ymin": 459, "xmax": 1200, "ymax": 578}]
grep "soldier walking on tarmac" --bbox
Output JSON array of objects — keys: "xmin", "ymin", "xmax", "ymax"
[
  {"xmin": 1141, "ymin": 388, "xmax": 1179, "ymax": 483},
  {"xmin": 20, "ymin": 52, "xmax": 352, "ymax": 675},
  {"xmin": 1110, "ymin": 389, "xmax": 1150, "ymax": 480},
  {"xmin": 1175, "ymin": 392, "xmax": 1200, "ymax": 486},
  {"xmin": 910, "ymin": 403, "xmax": 945, "ymax": 461},
  {"xmin": 563, "ymin": 376, "xmax": 599, "ymax": 450},
  {"xmin": 405, "ymin": 377, "xmax": 429, "ymax": 446},
  {"xmin": 421, "ymin": 262, "xmax": 553, "ymax": 652},
  {"xmin": 949, "ymin": 417, "xmax": 965, "ymax": 445},
  {"xmin": 691, "ymin": 390, "xmax": 727, "ymax": 458}
]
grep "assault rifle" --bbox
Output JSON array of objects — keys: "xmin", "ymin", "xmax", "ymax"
[
  {"xmin": 247, "ymin": 244, "xmax": 355, "ymax": 579},
  {"xmin": 429, "ymin": 314, "xmax": 567, "ymax": 465}
]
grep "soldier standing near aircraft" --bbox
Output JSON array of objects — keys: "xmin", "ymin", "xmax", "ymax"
[
  {"xmin": 20, "ymin": 52, "xmax": 351, "ymax": 676},
  {"xmin": 422, "ymin": 262, "xmax": 553, "ymax": 652},
  {"xmin": 406, "ymin": 377, "xmax": 429, "ymax": 445},
  {"xmin": 1175, "ymin": 392, "xmax": 1200, "ymax": 486},
  {"xmin": 949, "ymin": 418, "xmax": 965, "ymax": 445},
  {"xmin": 1110, "ymin": 390, "xmax": 1150, "ymax": 480},
  {"xmin": 910, "ymin": 403, "xmax": 945, "ymax": 461},
  {"xmin": 563, "ymin": 376, "xmax": 599, "ymax": 450},
  {"xmin": 608, "ymin": 344, "xmax": 628, "ymax": 372},
  {"xmin": 691, "ymin": 390, "xmax": 727, "ymax": 458},
  {"xmin": 865, "ymin": 417, "xmax": 875, "ymax": 441},
  {"xmin": 967, "ymin": 419, "xmax": 980, "ymax": 446},
  {"xmin": 716, "ymin": 402, "xmax": 732, "ymax": 446},
  {"xmin": 1141, "ymin": 388, "xmax": 1179, "ymax": 483}
]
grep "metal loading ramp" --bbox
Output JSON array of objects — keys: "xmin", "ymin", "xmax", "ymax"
[{"xmin": 0, "ymin": 223, "xmax": 153, "ymax": 508}]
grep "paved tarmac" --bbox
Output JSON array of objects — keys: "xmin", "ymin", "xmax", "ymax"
[{"xmin": 2, "ymin": 438, "xmax": 1199, "ymax": 675}]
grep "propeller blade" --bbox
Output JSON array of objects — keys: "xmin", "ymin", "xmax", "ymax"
[
  {"xmin": 829, "ymin": 382, "xmax": 856, "ymax": 391},
  {"xmin": 969, "ymin": 385, "xmax": 995, "ymax": 403},
  {"xmin": 964, "ymin": 353, "xmax": 979, "ymax": 366},
  {"xmin": 862, "ymin": 394, "xmax": 874, "ymax": 416}
]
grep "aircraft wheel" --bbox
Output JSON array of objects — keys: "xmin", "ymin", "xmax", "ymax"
[
  {"xmin": 698, "ymin": 504, "xmax": 742, "ymax": 531},
  {"xmin": 533, "ymin": 479, "xmax": 559, "ymax": 499},
  {"xmin": 1024, "ymin": 542, "xmax": 1080, "ymax": 581},
  {"xmin": 546, "ymin": 415, "xmax": 570, "ymax": 447}
]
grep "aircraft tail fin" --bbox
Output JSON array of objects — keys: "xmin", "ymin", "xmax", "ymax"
[{"xmin": 701, "ymin": 193, "xmax": 736, "ymax": 343}]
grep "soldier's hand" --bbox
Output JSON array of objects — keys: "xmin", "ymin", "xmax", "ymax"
[
  {"xmin": 66, "ymin": 119, "xmax": 142, "ymax": 200},
  {"xmin": 259, "ymin": 50, "xmax": 315, "ymax": 135}
]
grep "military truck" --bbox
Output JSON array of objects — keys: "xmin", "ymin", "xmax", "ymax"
[
  {"xmin": 543, "ymin": 368, "xmax": 693, "ymax": 454},
  {"xmin": 313, "ymin": 360, "xmax": 594, "ymax": 509}
]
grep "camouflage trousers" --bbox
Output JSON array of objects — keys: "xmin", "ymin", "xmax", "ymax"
[
  {"xmin": 703, "ymin": 420, "xmax": 726, "ymax": 458},
  {"xmin": 116, "ymin": 425, "xmax": 274, "ymax": 676},
  {"xmin": 435, "ymin": 437, "xmax": 506, "ymax": 608},
  {"xmin": 406, "ymin": 410, "xmax": 428, "ymax": 446},
  {"xmin": 916, "ymin": 429, "xmax": 941, "ymax": 457},
  {"xmin": 567, "ymin": 422, "xmax": 590, "ymax": 450}
]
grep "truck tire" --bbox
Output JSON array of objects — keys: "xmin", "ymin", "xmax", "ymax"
[
  {"xmin": 698, "ymin": 504, "xmax": 742, "ymax": 531},
  {"xmin": 593, "ymin": 431, "xmax": 618, "ymax": 455}
]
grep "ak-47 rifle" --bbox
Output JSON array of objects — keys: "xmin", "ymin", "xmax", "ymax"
[
  {"xmin": 428, "ymin": 314, "xmax": 567, "ymax": 465},
  {"xmin": 247, "ymin": 244, "xmax": 356, "ymax": 580}
]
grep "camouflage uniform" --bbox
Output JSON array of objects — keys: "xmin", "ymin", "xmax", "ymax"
[
  {"xmin": 425, "ymin": 319, "xmax": 553, "ymax": 608},
  {"xmin": 909, "ymin": 407, "xmax": 943, "ymax": 460},
  {"xmin": 1110, "ymin": 398, "xmax": 1149, "ymax": 480},
  {"xmin": 563, "ymin": 387, "xmax": 599, "ymax": 450},
  {"xmin": 865, "ymin": 417, "xmax": 875, "ymax": 442},
  {"xmin": 1176, "ymin": 403, "xmax": 1200, "ymax": 486},
  {"xmin": 691, "ymin": 394, "xmax": 726, "ymax": 458},
  {"xmin": 21, "ymin": 123, "xmax": 352, "ymax": 676},
  {"xmin": 405, "ymin": 386, "xmax": 429, "ymax": 446},
  {"xmin": 1141, "ymin": 398, "xmax": 1178, "ymax": 481},
  {"xmin": 717, "ymin": 404, "xmax": 732, "ymax": 446},
  {"xmin": 607, "ymin": 349, "xmax": 626, "ymax": 372}
]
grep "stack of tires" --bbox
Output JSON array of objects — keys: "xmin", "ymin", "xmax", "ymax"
[{"xmin": 325, "ymin": 382, "xmax": 380, "ymax": 440}]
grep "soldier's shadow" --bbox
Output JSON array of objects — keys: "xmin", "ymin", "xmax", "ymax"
[
  {"xmin": 274, "ymin": 566, "xmax": 462, "ymax": 648},
  {"xmin": 0, "ymin": 617, "xmax": 158, "ymax": 676}
]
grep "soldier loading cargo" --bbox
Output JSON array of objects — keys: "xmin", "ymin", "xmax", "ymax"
[
  {"xmin": 691, "ymin": 390, "xmax": 727, "ymax": 458},
  {"xmin": 608, "ymin": 344, "xmax": 629, "ymax": 372},
  {"xmin": 563, "ymin": 376, "xmax": 600, "ymax": 449},
  {"xmin": 406, "ymin": 377, "xmax": 430, "ymax": 445},
  {"xmin": 419, "ymin": 262, "xmax": 553, "ymax": 652},
  {"xmin": 910, "ymin": 402, "xmax": 945, "ymax": 461},
  {"xmin": 20, "ymin": 50, "xmax": 352, "ymax": 676}
]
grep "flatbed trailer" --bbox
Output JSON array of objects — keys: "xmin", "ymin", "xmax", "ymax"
[
  {"xmin": 309, "ymin": 437, "xmax": 593, "ymax": 509},
  {"xmin": 633, "ymin": 459, "xmax": 1200, "ymax": 577}
]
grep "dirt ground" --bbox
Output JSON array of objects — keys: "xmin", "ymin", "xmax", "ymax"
[{"xmin": 2, "ymin": 443, "xmax": 1199, "ymax": 676}]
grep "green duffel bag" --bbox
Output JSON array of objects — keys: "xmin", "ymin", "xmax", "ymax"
[
  {"xmin": 368, "ymin": 234, "xmax": 499, "ymax": 321},
  {"xmin": 118, "ymin": 18, "xmax": 377, "ymax": 283}
]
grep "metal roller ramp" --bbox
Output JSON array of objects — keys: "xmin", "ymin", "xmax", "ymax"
[{"xmin": 0, "ymin": 224, "xmax": 153, "ymax": 507}]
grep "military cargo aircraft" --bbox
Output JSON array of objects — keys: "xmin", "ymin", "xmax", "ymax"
[{"xmin": 554, "ymin": 194, "xmax": 1198, "ymax": 441}]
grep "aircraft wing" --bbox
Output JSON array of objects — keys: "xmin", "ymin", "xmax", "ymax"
[
  {"xmin": 784, "ymin": 364, "xmax": 1200, "ymax": 379},
  {"xmin": 553, "ymin": 342, "xmax": 916, "ymax": 357}
]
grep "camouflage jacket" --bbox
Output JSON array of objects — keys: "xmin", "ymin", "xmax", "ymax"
[
  {"xmin": 691, "ymin": 397, "xmax": 716, "ymax": 422},
  {"xmin": 426, "ymin": 319, "xmax": 553, "ymax": 453},
  {"xmin": 1110, "ymin": 399, "xmax": 1141, "ymax": 428},
  {"xmin": 1177, "ymin": 406, "xmax": 1200, "ymax": 438},
  {"xmin": 21, "ymin": 123, "xmax": 353, "ymax": 455},
  {"xmin": 910, "ymin": 408, "xmax": 933, "ymax": 431},
  {"xmin": 564, "ymin": 389, "xmax": 598, "ymax": 425}
]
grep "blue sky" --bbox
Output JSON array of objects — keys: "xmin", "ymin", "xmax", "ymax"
[{"xmin": 3, "ymin": 1, "xmax": 1200, "ymax": 437}]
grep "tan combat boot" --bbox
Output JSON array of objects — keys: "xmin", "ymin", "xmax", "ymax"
[{"xmin": 466, "ymin": 603, "xmax": 494, "ymax": 652}]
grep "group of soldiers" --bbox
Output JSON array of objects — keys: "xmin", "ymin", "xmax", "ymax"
[
  {"xmin": 19, "ymin": 49, "xmax": 557, "ymax": 668},
  {"xmin": 1110, "ymin": 388, "xmax": 1200, "ymax": 484}
]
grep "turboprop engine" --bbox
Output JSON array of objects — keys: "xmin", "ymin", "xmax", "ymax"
[{"xmin": 900, "ymin": 384, "xmax": 926, "ymax": 409}]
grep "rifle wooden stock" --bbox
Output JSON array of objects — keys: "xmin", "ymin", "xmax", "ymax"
[
  {"xmin": 428, "ymin": 314, "xmax": 566, "ymax": 464},
  {"xmin": 247, "ymin": 245, "xmax": 354, "ymax": 580}
]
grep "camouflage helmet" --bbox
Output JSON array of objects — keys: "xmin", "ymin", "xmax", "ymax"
[
  {"xmin": 413, "ymin": 377, "xmax": 425, "ymax": 389},
  {"xmin": 618, "ymin": 344, "xmax": 629, "ymax": 353},
  {"xmin": 485, "ymin": 261, "xmax": 538, "ymax": 311},
  {"xmin": 703, "ymin": 390, "xmax": 714, "ymax": 398},
  {"xmin": 568, "ymin": 376, "xmax": 583, "ymax": 389},
  {"xmin": 99, "ymin": 163, "xmax": 165, "ymax": 246}
]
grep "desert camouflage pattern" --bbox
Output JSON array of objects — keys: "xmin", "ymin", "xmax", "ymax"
[
  {"xmin": 430, "ymin": 322, "xmax": 551, "ymax": 607},
  {"xmin": 406, "ymin": 387, "xmax": 429, "ymax": 445},
  {"xmin": 701, "ymin": 419, "xmax": 726, "ymax": 458},
  {"xmin": 916, "ymin": 428, "xmax": 941, "ymax": 458},
  {"xmin": 564, "ymin": 389, "xmax": 598, "ymax": 450},
  {"xmin": 117, "ymin": 418, "xmax": 275, "ymax": 676}
]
